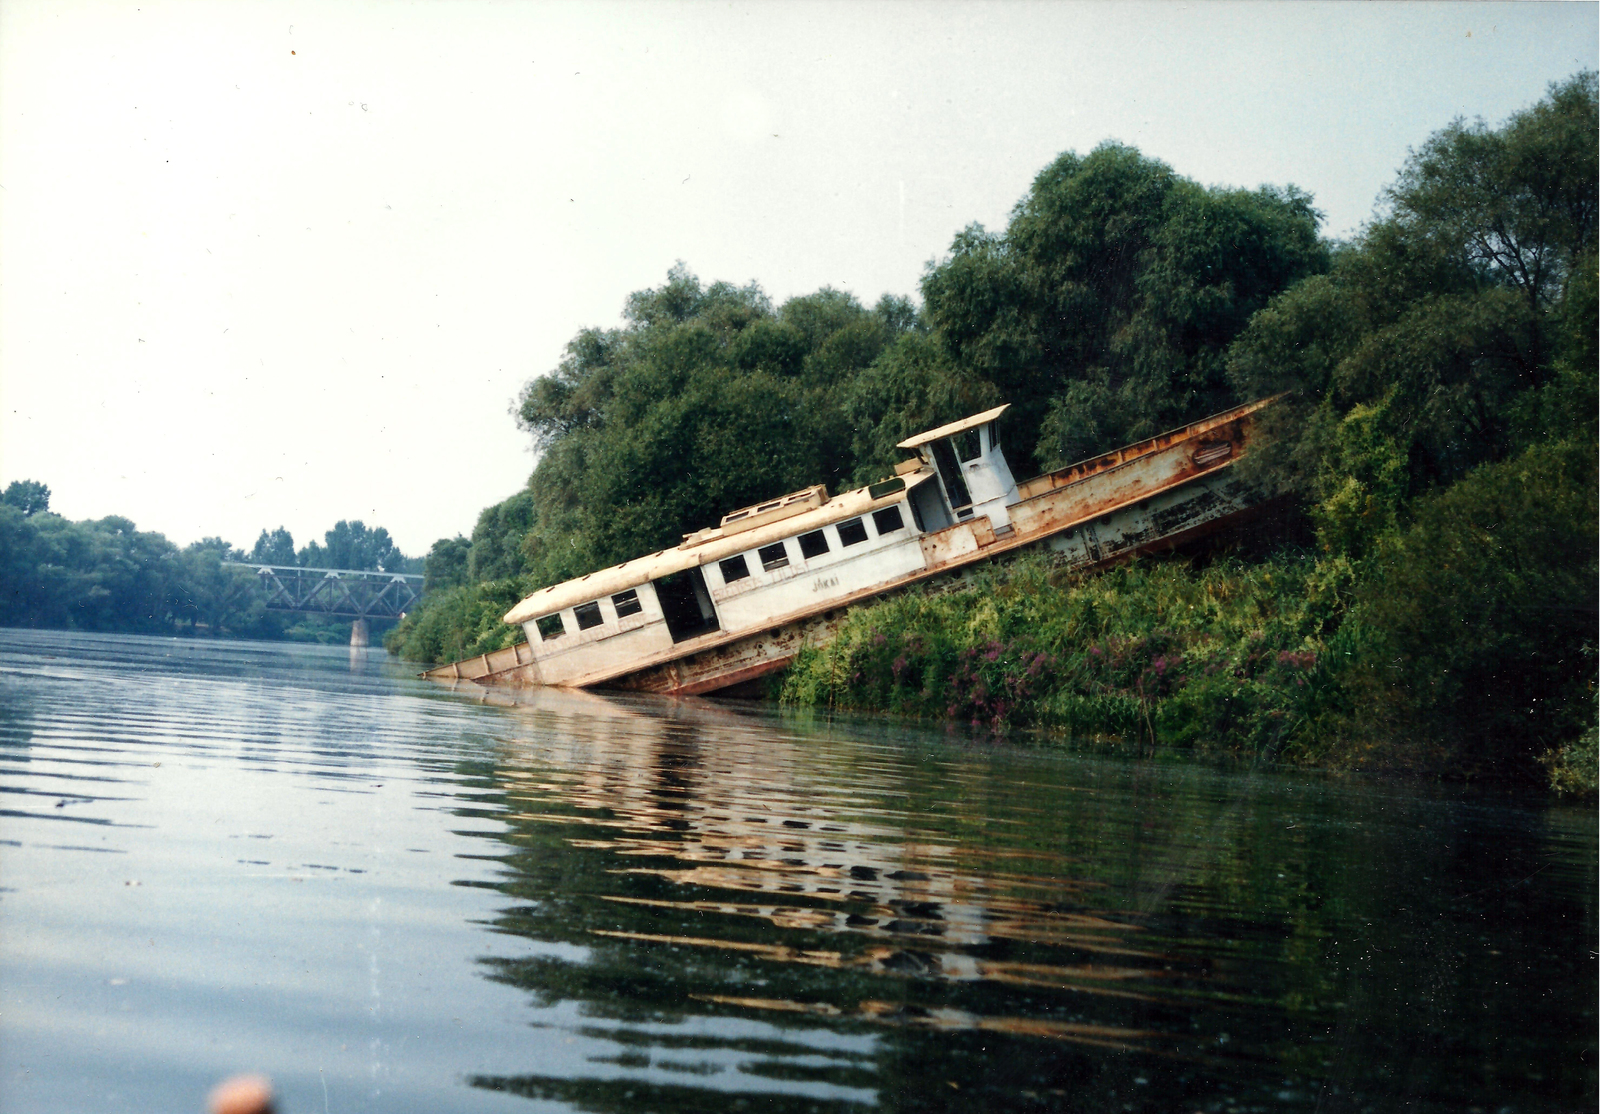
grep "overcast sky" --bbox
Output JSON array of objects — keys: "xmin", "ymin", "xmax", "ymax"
[{"xmin": 1, "ymin": 1, "xmax": 1594, "ymax": 557}]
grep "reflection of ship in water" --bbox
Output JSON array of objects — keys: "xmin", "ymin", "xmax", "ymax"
[{"xmin": 461, "ymin": 688, "xmax": 1273, "ymax": 1110}]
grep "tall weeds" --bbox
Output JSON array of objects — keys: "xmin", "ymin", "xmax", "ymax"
[{"xmin": 780, "ymin": 552, "xmax": 1363, "ymax": 764}]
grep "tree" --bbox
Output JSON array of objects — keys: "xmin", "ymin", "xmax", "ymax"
[
  {"xmin": 2, "ymin": 480, "xmax": 50, "ymax": 516},
  {"xmin": 0, "ymin": 509, "xmax": 180, "ymax": 632},
  {"xmin": 467, "ymin": 490, "xmax": 536, "ymax": 583},
  {"xmin": 297, "ymin": 520, "xmax": 416, "ymax": 572},
  {"xmin": 512, "ymin": 265, "xmax": 914, "ymax": 585},
  {"xmin": 921, "ymin": 143, "xmax": 1328, "ymax": 470},
  {"xmin": 250, "ymin": 527, "xmax": 297, "ymax": 565},
  {"xmin": 1229, "ymin": 72, "xmax": 1598, "ymax": 558},
  {"xmin": 1223, "ymin": 74, "xmax": 1599, "ymax": 781},
  {"xmin": 1343, "ymin": 441, "xmax": 1597, "ymax": 777},
  {"xmin": 424, "ymin": 536, "xmax": 472, "ymax": 593},
  {"xmin": 841, "ymin": 331, "xmax": 1002, "ymax": 483},
  {"xmin": 1390, "ymin": 72, "xmax": 1596, "ymax": 328},
  {"xmin": 0, "ymin": 504, "xmax": 57, "ymax": 625},
  {"xmin": 171, "ymin": 538, "xmax": 266, "ymax": 636}
]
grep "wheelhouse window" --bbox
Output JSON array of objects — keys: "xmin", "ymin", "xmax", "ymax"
[
  {"xmin": 719, "ymin": 555, "xmax": 750, "ymax": 583},
  {"xmin": 872, "ymin": 506, "xmax": 905, "ymax": 535},
  {"xmin": 758, "ymin": 542, "xmax": 790, "ymax": 571},
  {"xmin": 955, "ymin": 428, "xmax": 982, "ymax": 462},
  {"xmin": 837, "ymin": 518, "xmax": 868, "ymax": 546},
  {"xmin": 535, "ymin": 613, "xmax": 565, "ymax": 641},
  {"xmin": 611, "ymin": 589, "xmax": 643, "ymax": 618},
  {"xmin": 573, "ymin": 601, "xmax": 603, "ymax": 631},
  {"xmin": 798, "ymin": 530, "xmax": 829, "ymax": 559}
]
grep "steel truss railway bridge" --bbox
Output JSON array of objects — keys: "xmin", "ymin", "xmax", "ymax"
[{"xmin": 224, "ymin": 563, "xmax": 426, "ymax": 645}]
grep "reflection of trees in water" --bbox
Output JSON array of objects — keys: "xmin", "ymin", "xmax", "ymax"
[{"xmin": 454, "ymin": 689, "xmax": 1598, "ymax": 1112}]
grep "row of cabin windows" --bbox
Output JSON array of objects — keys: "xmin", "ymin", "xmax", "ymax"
[
  {"xmin": 533, "ymin": 504, "xmax": 909, "ymax": 642},
  {"xmin": 718, "ymin": 506, "xmax": 904, "ymax": 585},
  {"xmin": 535, "ymin": 587, "xmax": 643, "ymax": 642}
]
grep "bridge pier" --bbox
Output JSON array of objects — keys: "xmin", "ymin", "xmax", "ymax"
[{"xmin": 350, "ymin": 618, "xmax": 369, "ymax": 648}]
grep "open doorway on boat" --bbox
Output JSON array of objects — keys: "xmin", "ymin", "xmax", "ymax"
[
  {"xmin": 929, "ymin": 438, "xmax": 974, "ymax": 519},
  {"xmin": 654, "ymin": 568, "xmax": 720, "ymax": 643}
]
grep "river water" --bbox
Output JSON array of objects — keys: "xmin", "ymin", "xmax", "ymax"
[{"xmin": 0, "ymin": 630, "xmax": 1592, "ymax": 1113}]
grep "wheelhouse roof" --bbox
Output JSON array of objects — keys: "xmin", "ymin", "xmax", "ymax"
[{"xmin": 896, "ymin": 404, "xmax": 1009, "ymax": 450}]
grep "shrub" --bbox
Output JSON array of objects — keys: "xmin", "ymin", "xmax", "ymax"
[
  {"xmin": 1340, "ymin": 441, "xmax": 1598, "ymax": 778},
  {"xmin": 384, "ymin": 578, "xmax": 529, "ymax": 663},
  {"xmin": 780, "ymin": 553, "xmax": 1350, "ymax": 763}
]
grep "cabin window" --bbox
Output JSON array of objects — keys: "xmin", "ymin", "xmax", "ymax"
[
  {"xmin": 535, "ymin": 613, "xmax": 565, "ymax": 641},
  {"xmin": 758, "ymin": 542, "xmax": 790, "ymax": 571},
  {"xmin": 837, "ymin": 518, "xmax": 868, "ymax": 546},
  {"xmin": 798, "ymin": 530, "xmax": 829, "ymax": 559},
  {"xmin": 719, "ymin": 555, "xmax": 750, "ymax": 583},
  {"xmin": 573, "ymin": 601, "xmax": 603, "ymax": 631},
  {"xmin": 872, "ymin": 506, "xmax": 905, "ymax": 535},
  {"xmin": 612, "ymin": 589, "xmax": 643, "ymax": 617},
  {"xmin": 955, "ymin": 428, "xmax": 982, "ymax": 462},
  {"xmin": 987, "ymin": 420, "xmax": 1001, "ymax": 451}
]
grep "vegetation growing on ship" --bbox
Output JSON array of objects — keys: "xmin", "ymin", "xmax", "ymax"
[{"xmin": 388, "ymin": 75, "xmax": 1597, "ymax": 790}]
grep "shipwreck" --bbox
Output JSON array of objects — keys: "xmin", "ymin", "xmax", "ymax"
[{"xmin": 426, "ymin": 397, "xmax": 1275, "ymax": 695}]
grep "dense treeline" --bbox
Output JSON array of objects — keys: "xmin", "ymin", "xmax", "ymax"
[
  {"xmin": 0, "ymin": 481, "xmax": 422, "ymax": 640},
  {"xmin": 784, "ymin": 75, "xmax": 1597, "ymax": 789},
  {"xmin": 246, "ymin": 520, "xmax": 421, "ymax": 574},
  {"xmin": 389, "ymin": 76, "xmax": 1596, "ymax": 789},
  {"xmin": 387, "ymin": 144, "xmax": 1327, "ymax": 662}
]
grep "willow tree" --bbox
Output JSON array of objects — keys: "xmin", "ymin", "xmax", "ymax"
[
  {"xmin": 918, "ymin": 142, "xmax": 1328, "ymax": 471},
  {"xmin": 1229, "ymin": 71, "xmax": 1598, "ymax": 557},
  {"xmin": 513, "ymin": 264, "xmax": 914, "ymax": 586}
]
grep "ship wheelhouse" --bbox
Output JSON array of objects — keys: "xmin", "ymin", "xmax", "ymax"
[{"xmin": 895, "ymin": 404, "xmax": 1019, "ymax": 530}]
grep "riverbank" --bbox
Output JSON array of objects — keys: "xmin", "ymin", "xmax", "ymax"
[
  {"xmin": 387, "ymin": 461, "xmax": 1597, "ymax": 795},
  {"xmin": 779, "ymin": 551, "xmax": 1346, "ymax": 753},
  {"xmin": 778, "ymin": 537, "xmax": 1597, "ymax": 794}
]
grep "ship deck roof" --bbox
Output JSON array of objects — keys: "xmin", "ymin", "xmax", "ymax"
[{"xmin": 503, "ymin": 469, "xmax": 937, "ymax": 625}]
